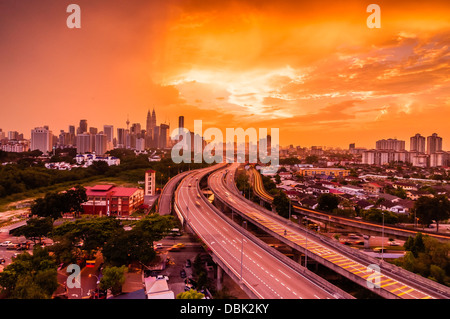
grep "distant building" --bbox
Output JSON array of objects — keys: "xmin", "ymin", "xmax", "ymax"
[
  {"xmin": 297, "ymin": 167, "xmax": 350, "ymax": 177},
  {"xmin": 76, "ymin": 133, "xmax": 91, "ymax": 154},
  {"xmin": 375, "ymin": 138, "xmax": 405, "ymax": 151},
  {"xmin": 31, "ymin": 126, "xmax": 53, "ymax": 153},
  {"xmin": 81, "ymin": 184, "xmax": 144, "ymax": 216},
  {"xmin": 410, "ymin": 133, "xmax": 425, "ymax": 153},
  {"xmin": 427, "ymin": 133, "xmax": 442, "ymax": 155},
  {"xmin": 145, "ymin": 169, "xmax": 156, "ymax": 196}
]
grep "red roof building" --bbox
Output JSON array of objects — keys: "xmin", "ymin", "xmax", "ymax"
[{"xmin": 82, "ymin": 184, "xmax": 144, "ymax": 216}]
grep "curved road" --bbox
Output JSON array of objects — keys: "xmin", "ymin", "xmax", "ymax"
[
  {"xmin": 175, "ymin": 164, "xmax": 340, "ymax": 299},
  {"xmin": 208, "ymin": 163, "xmax": 449, "ymax": 299}
]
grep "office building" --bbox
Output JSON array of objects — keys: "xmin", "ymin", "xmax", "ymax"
[
  {"xmin": 31, "ymin": 126, "xmax": 53, "ymax": 153},
  {"xmin": 76, "ymin": 133, "xmax": 91, "ymax": 154},
  {"xmin": 95, "ymin": 133, "xmax": 107, "ymax": 155}
]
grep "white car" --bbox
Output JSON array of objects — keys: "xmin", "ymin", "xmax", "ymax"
[{"xmin": 0, "ymin": 241, "xmax": 12, "ymax": 247}]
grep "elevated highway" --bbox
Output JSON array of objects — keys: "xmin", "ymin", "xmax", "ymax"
[
  {"xmin": 207, "ymin": 163, "xmax": 450, "ymax": 299},
  {"xmin": 251, "ymin": 167, "xmax": 450, "ymax": 242},
  {"xmin": 173, "ymin": 164, "xmax": 352, "ymax": 299}
]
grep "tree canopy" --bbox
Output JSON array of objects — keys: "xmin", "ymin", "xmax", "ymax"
[{"xmin": 0, "ymin": 246, "xmax": 58, "ymax": 299}]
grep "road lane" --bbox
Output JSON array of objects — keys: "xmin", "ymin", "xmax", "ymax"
[{"xmin": 175, "ymin": 166, "xmax": 337, "ymax": 299}]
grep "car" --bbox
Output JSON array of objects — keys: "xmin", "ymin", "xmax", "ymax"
[
  {"xmin": 155, "ymin": 243, "xmax": 163, "ymax": 250},
  {"xmin": 0, "ymin": 258, "xmax": 5, "ymax": 264},
  {"xmin": 186, "ymin": 259, "xmax": 191, "ymax": 268},
  {"xmin": 6, "ymin": 243, "xmax": 17, "ymax": 250},
  {"xmin": 180, "ymin": 269, "xmax": 186, "ymax": 278},
  {"xmin": 175, "ymin": 243, "xmax": 185, "ymax": 248},
  {"xmin": 0, "ymin": 241, "xmax": 12, "ymax": 247}
]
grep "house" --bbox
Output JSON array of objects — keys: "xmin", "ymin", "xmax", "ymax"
[
  {"xmin": 406, "ymin": 190, "xmax": 434, "ymax": 201},
  {"xmin": 144, "ymin": 276, "xmax": 174, "ymax": 299},
  {"xmin": 81, "ymin": 184, "xmax": 144, "ymax": 216},
  {"xmin": 363, "ymin": 182, "xmax": 383, "ymax": 194},
  {"xmin": 377, "ymin": 199, "xmax": 413, "ymax": 214},
  {"xmin": 356, "ymin": 199, "xmax": 374, "ymax": 210},
  {"xmin": 391, "ymin": 182, "xmax": 418, "ymax": 191}
]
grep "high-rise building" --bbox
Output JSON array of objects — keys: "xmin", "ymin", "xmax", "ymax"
[
  {"xmin": 117, "ymin": 128, "xmax": 126, "ymax": 148},
  {"xmin": 160, "ymin": 123, "xmax": 170, "ymax": 149},
  {"xmin": 77, "ymin": 119, "xmax": 88, "ymax": 134},
  {"xmin": 95, "ymin": 133, "xmax": 107, "ymax": 155},
  {"xmin": 151, "ymin": 108, "xmax": 156, "ymax": 131},
  {"xmin": 427, "ymin": 133, "xmax": 442, "ymax": 154},
  {"xmin": 375, "ymin": 138, "xmax": 405, "ymax": 151},
  {"xmin": 410, "ymin": 133, "xmax": 425, "ymax": 153},
  {"xmin": 104, "ymin": 125, "xmax": 114, "ymax": 150},
  {"xmin": 76, "ymin": 133, "xmax": 91, "ymax": 154},
  {"xmin": 31, "ymin": 127, "xmax": 53, "ymax": 153}
]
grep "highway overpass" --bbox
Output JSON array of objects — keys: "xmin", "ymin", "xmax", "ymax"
[
  {"xmin": 173, "ymin": 164, "xmax": 353, "ymax": 299},
  {"xmin": 251, "ymin": 167, "xmax": 450, "ymax": 242},
  {"xmin": 207, "ymin": 163, "xmax": 450, "ymax": 299}
]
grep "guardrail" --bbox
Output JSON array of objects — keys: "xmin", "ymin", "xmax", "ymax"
[
  {"xmin": 206, "ymin": 170, "xmax": 354, "ymax": 299},
  {"xmin": 225, "ymin": 166, "xmax": 450, "ymax": 299}
]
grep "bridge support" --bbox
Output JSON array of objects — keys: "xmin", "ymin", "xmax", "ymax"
[{"xmin": 217, "ymin": 266, "xmax": 223, "ymax": 291}]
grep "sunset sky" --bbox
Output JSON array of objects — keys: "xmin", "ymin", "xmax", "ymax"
[{"xmin": 1, "ymin": 0, "xmax": 450, "ymax": 149}]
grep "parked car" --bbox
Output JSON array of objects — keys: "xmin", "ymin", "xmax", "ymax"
[
  {"xmin": 186, "ymin": 259, "xmax": 191, "ymax": 268},
  {"xmin": 180, "ymin": 269, "xmax": 186, "ymax": 278},
  {"xmin": 6, "ymin": 243, "xmax": 17, "ymax": 250},
  {"xmin": 0, "ymin": 241, "xmax": 12, "ymax": 247}
]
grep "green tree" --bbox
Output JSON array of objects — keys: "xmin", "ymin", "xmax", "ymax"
[
  {"xmin": 176, "ymin": 289, "xmax": 205, "ymax": 299},
  {"xmin": 53, "ymin": 217, "xmax": 122, "ymax": 258},
  {"xmin": 102, "ymin": 215, "xmax": 175, "ymax": 266},
  {"xmin": 0, "ymin": 246, "xmax": 58, "ymax": 299},
  {"xmin": 317, "ymin": 193, "xmax": 339, "ymax": 213},
  {"xmin": 11, "ymin": 217, "xmax": 53, "ymax": 244},
  {"xmin": 272, "ymin": 191, "xmax": 291, "ymax": 218},
  {"xmin": 100, "ymin": 266, "xmax": 128, "ymax": 296},
  {"xmin": 414, "ymin": 195, "xmax": 450, "ymax": 231}
]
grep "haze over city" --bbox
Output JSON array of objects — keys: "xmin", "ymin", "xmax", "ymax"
[{"xmin": 1, "ymin": 0, "xmax": 450, "ymax": 149}]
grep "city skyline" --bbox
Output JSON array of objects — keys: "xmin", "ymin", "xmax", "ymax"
[{"xmin": 1, "ymin": 1, "xmax": 450, "ymax": 149}]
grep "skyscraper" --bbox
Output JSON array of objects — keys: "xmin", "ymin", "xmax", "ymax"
[
  {"xmin": 95, "ymin": 133, "xmax": 107, "ymax": 155},
  {"xmin": 146, "ymin": 110, "xmax": 152, "ymax": 135},
  {"xmin": 427, "ymin": 133, "xmax": 442, "ymax": 154},
  {"xmin": 77, "ymin": 119, "xmax": 88, "ymax": 134},
  {"xmin": 151, "ymin": 108, "xmax": 156, "ymax": 132},
  {"xmin": 76, "ymin": 133, "xmax": 91, "ymax": 154},
  {"xmin": 178, "ymin": 116, "xmax": 184, "ymax": 139},
  {"xmin": 31, "ymin": 127, "xmax": 53, "ymax": 153},
  {"xmin": 117, "ymin": 128, "xmax": 126, "ymax": 148},
  {"xmin": 410, "ymin": 133, "xmax": 425, "ymax": 153}
]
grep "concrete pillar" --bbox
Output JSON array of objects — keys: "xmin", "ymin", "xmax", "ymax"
[
  {"xmin": 216, "ymin": 266, "xmax": 223, "ymax": 291},
  {"xmin": 292, "ymin": 249, "xmax": 301, "ymax": 264}
]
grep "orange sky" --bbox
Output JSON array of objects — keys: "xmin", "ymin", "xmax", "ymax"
[{"xmin": 1, "ymin": 0, "xmax": 450, "ymax": 149}]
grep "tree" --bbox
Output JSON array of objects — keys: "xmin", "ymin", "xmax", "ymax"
[
  {"xmin": 414, "ymin": 195, "xmax": 450, "ymax": 231},
  {"xmin": 317, "ymin": 193, "xmax": 339, "ymax": 213},
  {"xmin": 30, "ymin": 185, "xmax": 87, "ymax": 219},
  {"xmin": 177, "ymin": 289, "xmax": 205, "ymax": 299},
  {"xmin": 272, "ymin": 191, "xmax": 291, "ymax": 218},
  {"xmin": 102, "ymin": 215, "xmax": 175, "ymax": 266},
  {"xmin": 0, "ymin": 246, "xmax": 58, "ymax": 299},
  {"xmin": 361, "ymin": 208, "xmax": 399, "ymax": 225},
  {"xmin": 100, "ymin": 266, "xmax": 127, "ymax": 296},
  {"xmin": 53, "ymin": 217, "xmax": 122, "ymax": 258},
  {"xmin": 11, "ymin": 217, "xmax": 53, "ymax": 244}
]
